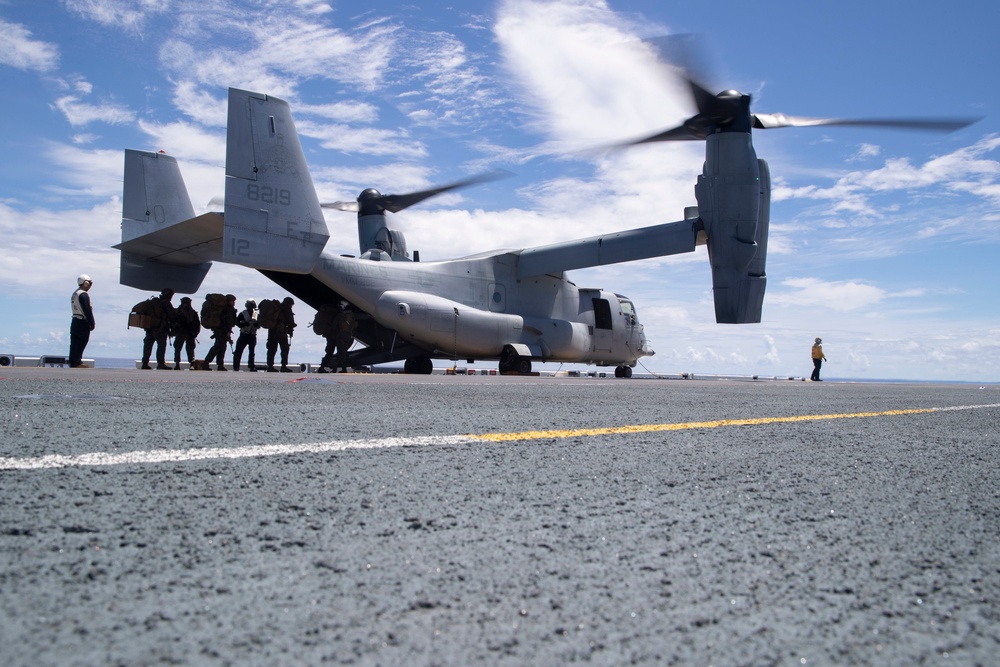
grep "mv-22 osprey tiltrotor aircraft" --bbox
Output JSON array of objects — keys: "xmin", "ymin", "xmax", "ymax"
[{"xmin": 115, "ymin": 73, "xmax": 975, "ymax": 375}]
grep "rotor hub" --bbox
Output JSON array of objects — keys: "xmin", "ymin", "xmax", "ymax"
[{"xmin": 358, "ymin": 188, "xmax": 386, "ymax": 216}]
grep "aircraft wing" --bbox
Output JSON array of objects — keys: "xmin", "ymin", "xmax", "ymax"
[
  {"xmin": 113, "ymin": 212, "xmax": 224, "ymax": 265},
  {"xmin": 516, "ymin": 219, "xmax": 698, "ymax": 277}
]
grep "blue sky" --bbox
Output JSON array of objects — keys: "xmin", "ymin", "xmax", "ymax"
[{"xmin": 1, "ymin": 0, "xmax": 997, "ymax": 381}]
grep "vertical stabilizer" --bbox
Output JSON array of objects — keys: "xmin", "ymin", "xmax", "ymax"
[
  {"xmin": 224, "ymin": 88, "xmax": 329, "ymax": 273},
  {"xmin": 122, "ymin": 150, "xmax": 196, "ymax": 242},
  {"xmin": 119, "ymin": 150, "xmax": 212, "ymax": 293}
]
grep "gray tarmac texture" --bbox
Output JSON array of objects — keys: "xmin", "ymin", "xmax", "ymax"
[{"xmin": 1, "ymin": 368, "xmax": 999, "ymax": 666}]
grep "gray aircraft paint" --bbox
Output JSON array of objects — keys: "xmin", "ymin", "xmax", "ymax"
[{"xmin": 114, "ymin": 88, "xmax": 773, "ymax": 373}]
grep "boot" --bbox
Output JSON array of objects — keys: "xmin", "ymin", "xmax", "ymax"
[
  {"xmin": 217, "ymin": 366, "xmax": 227, "ymax": 371},
  {"xmin": 280, "ymin": 365, "xmax": 292, "ymax": 372},
  {"xmin": 266, "ymin": 365, "xmax": 278, "ymax": 372}
]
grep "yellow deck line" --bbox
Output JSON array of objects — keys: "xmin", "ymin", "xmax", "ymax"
[
  {"xmin": 470, "ymin": 406, "xmax": 986, "ymax": 442},
  {"xmin": 4, "ymin": 404, "xmax": 998, "ymax": 470}
]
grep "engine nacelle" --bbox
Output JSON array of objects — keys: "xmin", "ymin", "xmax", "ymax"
[
  {"xmin": 358, "ymin": 213, "xmax": 409, "ymax": 260},
  {"xmin": 696, "ymin": 132, "xmax": 769, "ymax": 324}
]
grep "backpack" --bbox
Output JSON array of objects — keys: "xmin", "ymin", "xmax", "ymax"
[
  {"xmin": 312, "ymin": 304, "xmax": 338, "ymax": 336},
  {"xmin": 257, "ymin": 299, "xmax": 282, "ymax": 329},
  {"xmin": 335, "ymin": 310, "xmax": 356, "ymax": 335},
  {"xmin": 128, "ymin": 297, "xmax": 162, "ymax": 330},
  {"xmin": 175, "ymin": 304, "xmax": 201, "ymax": 338},
  {"xmin": 200, "ymin": 293, "xmax": 226, "ymax": 329}
]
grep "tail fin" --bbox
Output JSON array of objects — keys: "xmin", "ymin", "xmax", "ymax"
[
  {"xmin": 223, "ymin": 88, "xmax": 329, "ymax": 273},
  {"xmin": 117, "ymin": 150, "xmax": 214, "ymax": 293}
]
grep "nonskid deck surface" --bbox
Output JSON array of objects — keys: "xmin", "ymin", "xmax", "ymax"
[{"xmin": 2, "ymin": 370, "xmax": 998, "ymax": 665}]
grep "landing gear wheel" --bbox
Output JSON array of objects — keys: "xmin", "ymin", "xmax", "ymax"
[
  {"xmin": 404, "ymin": 356, "xmax": 434, "ymax": 374},
  {"xmin": 615, "ymin": 365, "xmax": 633, "ymax": 378},
  {"xmin": 499, "ymin": 346, "xmax": 531, "ymax": 375}
]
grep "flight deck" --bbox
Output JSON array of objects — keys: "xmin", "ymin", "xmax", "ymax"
[{"xmin": 2, "ymin": 368, "xmax": 998, "ymax": 665}]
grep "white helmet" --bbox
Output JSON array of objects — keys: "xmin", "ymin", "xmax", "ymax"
[{"xmin": 77, "ymin": 274, "xmax": 93, "ymax": 286}]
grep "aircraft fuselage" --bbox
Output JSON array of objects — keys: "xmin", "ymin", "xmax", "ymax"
[{"xmin": 313, "ymin": 251, "xmax": 652, "ymax": 365}]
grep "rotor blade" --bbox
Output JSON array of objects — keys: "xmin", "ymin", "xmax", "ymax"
[
  {"xmin": 622, "ymin": 124, "xmax": 707, "ymax": 145},
  {"xmin": 320, "ymin": 201, "xmax": 360, "ymax": 212},
  {"xmin": 379, "ymin": 170, "xmax": 512, "ymax": 214},
  {"xmin": 613, "ymin": 72, "xmax": 742, "ymax": 146},
  {"xmin": 752, "ymin": 113, "xmax": 980, "ymax": 133}
]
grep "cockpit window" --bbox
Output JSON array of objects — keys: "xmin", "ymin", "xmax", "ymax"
[{"xmin": 619, "ymin": 299, "xmax": 637, "ymax": 325}]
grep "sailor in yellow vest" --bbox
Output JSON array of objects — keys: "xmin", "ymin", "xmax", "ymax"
[
  {"xmin": 69, "ymin": 274, "xmax": 95, "ymax": 368},
  {"xmin": 810, "ymin": 337, "xmax": 828, "ymax": 381}
]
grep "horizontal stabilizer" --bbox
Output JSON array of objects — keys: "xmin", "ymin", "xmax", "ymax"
[
  {"xmin": 224, "ymin": 88, "xmax": 329, "ymax": 273},
  {"xmin": 113, "ymin": 212, "xmax": 223, "ymax": 264},
  {"xmin": 516, "ymin": 219, "xmax": 697, "ymax": 277}
]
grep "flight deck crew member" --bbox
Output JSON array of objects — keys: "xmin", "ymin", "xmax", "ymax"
[
  {"xmin": 141, "ymin": 288, "xmax": 175, "ymax": 370},
  {"xmin": 204, "ymin": 294, "xmax": 238, "ymax": 371},
  {"xmin": 266, "ymin": 297, "xmax": 296, "ymax": 372},
  {"xmin": 172, "ymin": 296, "xmax": 200, "ymax": 369},
  {"xmin": 69, "ymin": 274, "xmax": 95, "ymax": 368},
  {"xmin": 233, "ymin": 299, "xmax": 260, "ymax": 372},
  {"xmin": 811, "ymin": 337, "xmax": 828, "ymax": 381}
]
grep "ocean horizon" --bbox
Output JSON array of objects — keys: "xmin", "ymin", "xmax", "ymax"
[{"xmin": 0, "ymin": 355, "xmax": 990, "ymax": 385}]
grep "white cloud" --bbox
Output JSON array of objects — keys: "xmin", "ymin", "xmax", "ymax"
[
  {"xmin": 779, "ymin": 135, "xmax": 1000, "ymax": 212},
  {"xmin": 257, "ymin": 18, "xmax": 396, "ymax": 91},
  {"xmin": 63, "ymin": 0, "xmax": 168, "ymax": 33},
  {"xmin": 0, "ymin": 19, "xmax": 59, "ymax": 71},
  {"xmin": 848, "ymin": 142, "xmax": 881, "ymax": 162},
  {"xmin": 155, "ymin": 7, "xmax": 398, "ymax": 96},
  {"xmin": 773, "ymin": 277, "xmax": 886, "ymax": 312},
  {"xmin": 52, "ymin": 95, "xmax": 136, "ymax": 127},
  {"xmin": 41, "ymin": 144, "xmax": 125, "ymax": 199},
  {"xmin": 294, "ymin": 0, "xmax": 333, "ymax": 16},
  {"xmin": 298, "ymin": 100, "xmax": 379, "ymax": 124},
  {"xmin": 496, "ymin": 0, "xmax": 682, "ymax": 149},
  {"xmin": 296, "ymin": 120, "xmax": 426, "ymax": 159},
  {"xmin": 758, "ymin": 334, "xmax": 781, "ymax": 366},
  {"xmin": 136, "ymin": 119, "xmax": 226, "ymax": 165},
  {"xmin": 395, "ymin": 29, "xmax": 497, "ymax": 129},
  {"xmin": 171, "ymin": 81, "xmax": 227, "ymax": 128}
]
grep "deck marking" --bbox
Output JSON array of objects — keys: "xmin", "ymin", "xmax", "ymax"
[{"xmin": 3, "ymin": 403, "xmax": 998, "ymax": 470}]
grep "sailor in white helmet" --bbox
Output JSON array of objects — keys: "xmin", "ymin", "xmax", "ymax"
[{"xmin": 69, "ymin": 274, "xmax": 95, "ymax": 368}]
